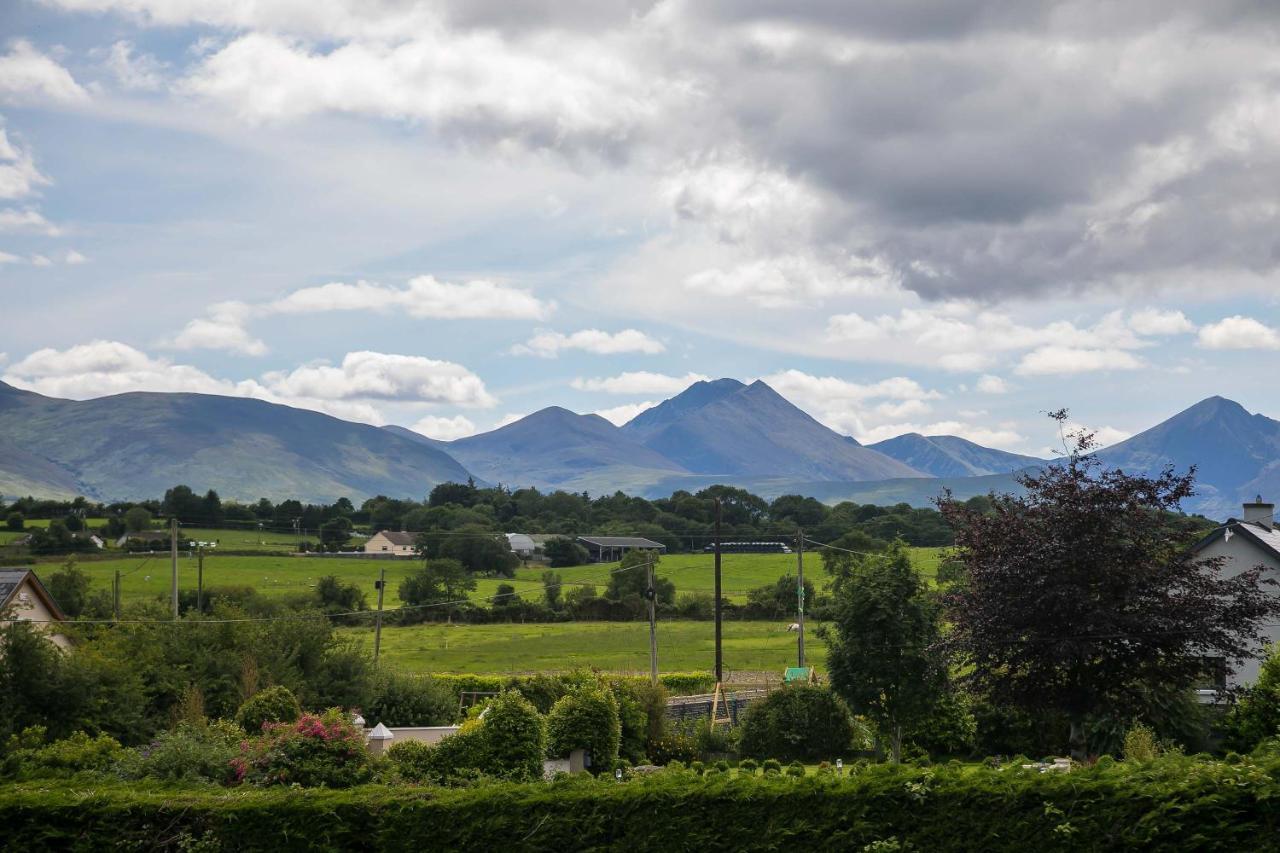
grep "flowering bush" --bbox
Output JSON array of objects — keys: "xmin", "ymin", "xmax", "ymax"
[{"xmin": 231, "ymin": 709, "xmax": 370, "ymax": 788}]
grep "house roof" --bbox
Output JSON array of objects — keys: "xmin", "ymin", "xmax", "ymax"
[
  {"xmin": 1191, "ymin": 519, "xmax": 1280, "ymax": 562},
  {"xmin": 577, "ymin": 536, "xmax": 666, "ymax": 549},
  {"xmin": 505, "ymin": 533, "xmax": 536, "ymax": 552},
  {"xmin": 373, "ymin": 530, "xmax": 416, "ymax": 546},
  {"xmin": 0, "ymin": 569, "xmax": 68, "ymax": 621}
]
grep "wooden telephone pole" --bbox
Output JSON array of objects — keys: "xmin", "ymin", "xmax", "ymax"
[
  {"xmin": 796, "ymin": 528, "xmax": 806, "ymax": 668},
  {"xmin": 373, "ymin": 567, "xmax": 386, "ymax": 662},
  {"xmin": 710, "ymin": 498, "xmax": 732, "ymax": 730},
  {"xmin": 169, "ymin": 516, "xmax": 179, "ymax": 620},
  {"xmin": 646, "ymin": 558, "xmax": 658, "ymax": 686}
]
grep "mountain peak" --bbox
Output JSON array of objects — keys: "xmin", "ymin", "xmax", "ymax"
[{"xmin": 621, "ymin": 377, "xmax": 746, "ymax": 438}]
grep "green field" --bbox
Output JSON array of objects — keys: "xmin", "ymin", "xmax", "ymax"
[
  {"xmin": 57, "ymin": 548, "xmax": 946, "ymax": 608},
  {"xmin": 340, "ymin": 620, "xmax": 823, "ymax": 676}
]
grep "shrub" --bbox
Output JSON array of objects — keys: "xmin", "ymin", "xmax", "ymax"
[
  {"xmin": 694, "ymin": 718, "xmax": 738, "ymax": 759},
  {"xmin": 482, "ymin": 691, "xmax": 545, "ymax": 782},
  {"xmin": 363, "ymin": 673, "xmax": 455, "ymax": 728},
  {"xmin": 689, "ymin": 760, "xmax": 705, "ymax": 776},
  {"xmin": 713, "ymin": 759, "xmax": 730, "ymax": 773},
  {"xmin": 649, "ymin": 730, "xmax": 698, "ymax": 766},
  {"xmin": 231, "ymin": 709, "xmax": 369, "ymax": 788},
  {"xmin": 422, "ymin": 725, "xmax": 491, "ymax": 784},
  {"xmin": 739, "ymin": 686, "xmax": 865, "ymax": 763},
  {"xmin": 2, "ymin": 729, "xmax": 122, "ymax": 778},
  {"xmin": 762, "ymin": 758, "xmax": 782, "ymax": 775},
  {"xmin": 385, "ymin": 740, "xmax": 434, "ymax": 782},
  {"xmin": 738, "ymin": 758, "xmax": 758, "ymax": 776},
  {"xmin": 235, "ymin": 686, "xmax": 302, "ymax": 733},
  {"xmin": 1223, "ymin": 645, "xmax": 1280, "ymax": 752},
  {"xmin": 1123, "ymin": 723, "xmax": 1159, "ymax": 763},
  {"xmin": 785, "ymin": 760, "xmax": 806, "ymax": 778},
  {"xmin": 115, "ymin": 721, "xmax": 242, "ymax": 784},
  {"xmin": 546, "ymin": 686, "xmax": 621, "ymax": 772}
]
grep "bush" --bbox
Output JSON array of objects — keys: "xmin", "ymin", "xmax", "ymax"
[
  {"xmin": 738, "ymin": 758, "xmax": 758, "ymax": 776},
  {"xmin": 363, "ymin": 673, "xmax": 455, "ymax": 728},
  {"xmin": 1224, "ymin": 645, "xmax": 1280, "ymax": 752},
  {"xmin": 739, "ymin": 686, "xmax": 866, "ymax": 763},
  {"xmin": 115, "ymin": 721, "xmax": 242, "ymax": 784},
  {"xmin": 1123, "ymin": 723, "xmax": 1159, "ymax": 763},
  {"xmin": 422, "ymin": 724, "xmax": 491, "ymax": 784},
  {"xmin": 2, "ymin": 728, "xmax": 122, "ymax": 778},
  {"xmin": 385, "ymin": 740, "xmax": 434, "ymax": 782},
  {"xmin": 786, "ymin": 760, "xmax": 805, "ymax": 778},
  {"xmin": 482, "ymin": 691, "xmax": 545, "ymax": 782},
  {"xmin": 649, "ymin": 729, "xmax": 698, "ymax": 766},
  {"xmin": 231, "ymin": 709, "xmax": 369, "ymax": 788},
  {"xmin": 235, "ymin": 686, "xmax": 302, "ymax": 734},
  {"xmin": 762, "ymin": 758, "xmax": 782, "ymax": 775},
  {"xmin": 546, "ymin": 686, "xmax": 621, "ymax": 772}
]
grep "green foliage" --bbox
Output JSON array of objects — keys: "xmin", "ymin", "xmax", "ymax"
[
  {"xmin": 546, "ymin": 686, "xmax": 621, "ymax": 771},
  {"xmin": 438, "ymin": 529, "xmax": 519, "ymax": 577},
  {"xmin": 648, "ymin": 729, "xmax": 698, "ymax": 765},
  {"xmin": 5, "ymin": 511, "xmax": 24, "ymax": 530},
  {"xmin": 115, "ymin": 720, "xmax": 242, "ymax": 784},
  {"xmin": 235, "ymin": 686, "xmax": 302, "ymax": 734},
  {"xmin": 45, "ymin": 560, "xmax": 92, "ymax": 617},
  {"xmin": 231, "ymin": 709, "xmax": 370, "ymax": 788},
  {"xmin": 786, "ymin": 760, "xmax": 806, "ymax": 778},
  {"xmin": 739, "ymin": 686, "xmax": 866, "ymax": 763},
  {"xmin": 481, "ymin": 691, "xmax": 546, "ymax": 782},
  {"xmin": 544, "ymin": 537, "xmax": 590, "ymax": 568},
  {"xmin": 606, "ymin": 549, "xmax": 675, "ymax": 607},
  {"xmin": 122, "ymin": 506, "xmax": 152, "ymax": 533},
  {"xmin": 905, "ymin": 691, "xmax": 978, "ymax": 758},
  {"xmin": 762, "ymin": 758, "xmax": 782, "ymax": 775},
  {"xmin": 2, "ymin": 728, "xmax": 123, "ymax": 778},
  {"xmin": 1224, "ymin": 645, "xmax": 1280, "ymax": 752},
  {"xmin": 745, "ymin": 573, "xmax": 816, "ymax": 618},
  {"xmin": 420, "ymin": 725, "xmax": 491, "ymax": 784},
  {"xmin": 363, "ymin": 673, "xmax": 455, "ymax": 727},
  {"xmin": 606, "ymin": 678, "xmax": 666, "ymax": 764},
  {"xmin": 1123, "ymin": 723, "xmax": 1160, "ymax": 763},
  {"xmin": 737, "ymin": 758, "xmax": 758, "ymax": 775},
  {"xmin": 384, "ymin": 739, "xmax": 434, "ymax": 781},
  {"xmin": 313, "ymin": 575, "xmax": 366, "ymax": 617},
  {"xmin": 398, "ymin": 558, "xmax": 476, "ymax": 621}
]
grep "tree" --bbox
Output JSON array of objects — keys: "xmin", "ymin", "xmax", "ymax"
[
  {"xmin": 314, "ymin": 575, "xmax": 366, "ymax": 617},
  {"xmin": 123, "ymin": 506, "xmax": 152, "ymax": 533},
  {"xmin": 606, "ymin": 550, "xmax": 674, "ymax": 606},
  {"xmin": 161, "ymin": 485, "xmax": 203, "ymax": 522},
  {"xmin": 822, "ymin": 544, "xmax": 947, "ymax": 762},
  {"xmin": 5, "ymin": 511, "xmax": 23, "ymax": 531},
  {"xmin": 438, "ymin": 528, "xmax": 520, "ymax": 576},
  {"xmin": 746, "ymin": 573, "xmax": 815, "ymax": 619},
  {"xmin": 46, "ymin": 559, "xmax": 92, "ymax": 617},
  {"xmin": 319, "ymin": 517, "xmax": 353, "ymax": 551},
  {"xmin": 429, "ymin": 480, "xmax": 478, "ymax": 508},
  {"xmin": 738, "ymin": 685, "xmax": 865, "ymax": 763},
  {"xmin": 546, "ymin": 685, "xmax": 621, "ymax": 771},
  {"xmin": 542, "ymin": 571, "xmax": 562, "ymax": 609},
  {"xmin": 543, "ymin": 536, "xmax": 589, "ymax": 568},
  {"xmin": 399, "ymin": 559, "xmax": 476, "ymax": 621},
  {"xmin": 820, "ymin": 530, "xmax": 889, "ymax": 585},
  {"xmin": 938, "ymin": 413, "xmax": 1280, "ymax": 759}
]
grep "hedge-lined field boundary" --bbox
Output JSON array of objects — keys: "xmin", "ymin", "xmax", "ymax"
[
  {"xmin": 429, "ymin": 671, "xmax": 717, "ymax": 698},
  {"xmin": 2, "ymin": 758, "xmax": 1277, "ymax": 852}
]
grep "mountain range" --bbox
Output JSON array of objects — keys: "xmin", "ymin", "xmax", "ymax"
[{"xmin": 0, "ymin": 377, "xmax": 1275, "ymax": 519}]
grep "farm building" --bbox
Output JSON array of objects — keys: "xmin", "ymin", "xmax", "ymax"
[
  {"xmin": 1189, "ymin": 496, "xmax": 1280, "ymax": 690},
  {"xmin": 576, "ymin": 535, "xmax": 667, "ymax": 563},
  {"xmin": 0, "ymin": 568, "xmax": 70, "ymax": 649},
  {"xmin": 364, "ymin": 530, "xmax": 417, "ymax": 556},
  {"xmin": 505, "ymin": 533, "xmax": 537, "ymax": 559}
]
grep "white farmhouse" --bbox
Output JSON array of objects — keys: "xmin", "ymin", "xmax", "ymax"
[
  {"xmin": 0, "ymin": 568, "xmax": 71, "ymax": 649},
  {"xmin": 363, "ymin": 530, "xmax": 417, "ymax": 556},
  {"xmin": 1189, "ymin": 497, "xmax": 1280, "ymax": 689}
]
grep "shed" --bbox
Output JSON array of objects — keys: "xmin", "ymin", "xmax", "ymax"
[{"xmin": 576, "ymin": 535, "xmax": 667, "ymax": 563}]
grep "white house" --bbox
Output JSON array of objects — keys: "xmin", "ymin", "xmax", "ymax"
[
  {"xmin": 0, "ymin": 568, "xmax": 70, "ymax": 649},
  {"xmin": 363, "ymin": 530, "xmax": 417, "ymax": 556},
  {"xmin": 1189, "ymin": 497, "xmax": 1280, "ymax": 689},
  {"xmin": 505, "ymin": 533, "xmax": 537, "ymax": 559}
]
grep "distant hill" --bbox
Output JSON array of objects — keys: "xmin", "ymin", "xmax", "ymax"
[
  {"xmin": 444, "ymin": 406, "xmax": 689, "ymax": 488},
  {"xmin": 870, "ymin": 433, "xmax": 1044, "ymax": 478},
  {"xmin": 1096, "ymin": 396, "xmax": 1280, "ymax": 519},
  {"xmin": 0, "ymin": 381, "xmax": 473, "ymax": 503},
  {"xmin": 620, "ymin": 379, "xmax": 924, "ymax": 481}
]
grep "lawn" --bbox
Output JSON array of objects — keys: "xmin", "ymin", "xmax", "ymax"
[{"xmin": 339, "ymin": 619, "xmax": 823, "ymax": 676}]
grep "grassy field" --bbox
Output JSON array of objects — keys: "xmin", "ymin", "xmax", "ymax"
[
  {"xmin": 55, "ymin": 548, "xmax": 946, "ymax": 608},
  {"xmin": 340, "ymin": 620, "xmax": 823, "ymax": 676}
]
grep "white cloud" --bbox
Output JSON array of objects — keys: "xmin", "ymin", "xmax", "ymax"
[
  {"xmin": 859, "ymin": 420, "xmax": 1027, "ymax": 450},
  {"xmin": 64, "ymin": 249, "xmax": 87, "ymax": 264},
  {"xmin": 514, "ymin": 328, "xmax": 665, "ymax": 358},
  {"xmin": 261, "ymin": 351, "xmax": 497, "ymax": 407},
  {"xmin": 2, "ymin": 340, "xmax": 254, "ymax": 399},
  {"xmin": 761, "ymin": 368, "xmax": 944, "ymax": 436},
  {"xmin": 571, "ymin": 370, "xmax": 706, "ymax": 395},
  {"xmin": 1014, "ymin": 346, "xmax": 1145, "ymax": 376},
  {"xmin": 268, "ymin": 276, "xmax": 551, "ymax": 320},
  {"xmin": 0, "ymin": 208, "xmax": 60, "ymax": 235},
  {"xmin": 491, "ymin": 412, "xmax": 526, "ymax": 430},
  {"xmin": 409, "ymin": 414, "xmax": 476, "ymax": 441},
  {"xmin": 976, "ymin": 375, "xmax": 1010, "ymax": 394},
  {"xmin": 1128, "ymin": 308, "xmax": 1194, "ymax": 336},
  {"xmin": 1196, "ymin": 315, "xmax": 1280, "ymax": 350},
  {"xmin": 0, "ymin": 41, "xmax": 88, "ymax": 104},
  {"xmin": 160, "ymin": 301, "xmax": 267, "ymax": 356},
  {"xmin": 104, "ymin": 40, "xmax": 166, "ymax": 90},
  {"xmin": 30, "ymin": 253, "xmax": 51, "ymax": 266},
  {"xmin": 0, "ymin": 250, "xmax": 20, "ymax": 263},
  {"xmin": 936, "ymin": 352, "xmax": 995, "ymax": 372},
  {"xmin": 592, "ymin": 401, "xmax": 658, "ymax": 425},
  {"xmin": 0, "ymin": 127, "xmax": 49, "ymax": 200}
]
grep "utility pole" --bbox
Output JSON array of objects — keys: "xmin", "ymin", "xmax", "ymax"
[
  {"xmin": 197, "ymin": 544, "xmax": 204, "ymax": 614},
  {"xmin": 113, "ymin": 569, "xmax": 120, "ymax": 621},
  {"xmin": 170, "ymin": 516, "xmax": 179, "ymax": 620},
  {"xmin": 796, "ymin": 528, "xmax": 806, "ymax": 669},
  {"xmin": 714, "ymin": 497, "xmax": 722, "ymax": 685},
  {"xmin": 645, "ymin": 557, "xmax": 659, "ymax": 686},
  {"xmin": 373, "ymin": 567, "xmax": 386, "ymax": 663}
]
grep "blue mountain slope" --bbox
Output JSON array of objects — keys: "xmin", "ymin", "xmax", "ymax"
[{"xmin": 870, "ymin": 433, "xmax": 1044, "ymax": 477}]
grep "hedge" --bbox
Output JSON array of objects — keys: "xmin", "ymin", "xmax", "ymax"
[
  {"xmin": 2, "ymin": 756, "xmax": 1278, "ymax": 851},
  {"xmin": 429, "ymin": 672, "xmax": 715, "ymax": 701}
]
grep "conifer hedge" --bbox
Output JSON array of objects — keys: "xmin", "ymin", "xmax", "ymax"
[{"xmin": 2, "ymin": 756, "xmax": 1278, "ymax": 851}]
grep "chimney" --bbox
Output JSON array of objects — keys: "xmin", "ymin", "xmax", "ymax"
[{"xmin": 1243, "ymin": 496, "xmax": 1274, "ymax": 530}]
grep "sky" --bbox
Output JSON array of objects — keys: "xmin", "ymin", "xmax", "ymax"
[{"xmin": 1, "ymin": 1, "xmax": 1279, "ymax": 456}]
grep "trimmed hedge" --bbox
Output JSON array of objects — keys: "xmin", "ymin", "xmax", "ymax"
[
  {"xmin": 429, "ymin": 672, "xmax": 715, "ymax": 702},
  {"xmin": 2, "ymin": 756, "xmax": 1279, "ymax": 851}
]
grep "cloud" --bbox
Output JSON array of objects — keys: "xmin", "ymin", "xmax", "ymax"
[
  {"xmin": 0, "ymin": 208, "xmax": 60, "ymax": 235},
  {"xmin": 104, "ymin": 40, "xmax": 166, "ymax": 91},
  {"xmin": 0, "ymin": 41, "xmax": 88, "ymax": 104},
  {"xmin": 260, "ymin": 351, "xmax": 497, "ymax": 407},
  {"xmin": 858, "ymin": 419, "xmax": 1028, "ymax": 450},
  {"xmin": 64, "ymin": 249, "xmax": 87, "ymax": 264},
  {"xmin": 409, "ymin": 414, "xmax": 476, "ymax": 441},
  {"xmin": 490, "ymin": 412, "xmax": 526, "ymax": 430},
  {"xmin": 592, "ymin": 401, "xmax": 658, "ymax": 425},
  {"xmin": 0, "ymin": 250, "xmax": 20, "ymax": 263},
  {"xmin": 1014, "ymin": 346, "xmax": 1145, "ymax": 376},
  {"xmin": 761, "ymin": 368, "xmax": 944, "ymax": 435},
  {"xmin": 514, "ymin": 328, "xmax": 665, "ymax": 358},
  {"xmin": 0, "ymin": 126, "xmax": 49, "ymax": 200},
  {"xmin": 571, "ymin": 370, "xmax": 707, "ymax": 395},
  {"xmin": 160, "ymin": 301, "xmax": 267, "ymax": 356},
  {"xmin": 975, "ymin": 374, "xmax": 1010, "ymax": 394},
  {"xmin": 1196, "ymin": 315, "xmax": 1280, "ymax": 350},
  {"xmin": 30, "ymin": 253, "xmax": 51, "ymax": 266},
  {"xmin": 268, "ymin": 276, "xmax": 551, "ymax": 320},
  {"xmin": 1128, "ymin": 308, "xmax": 1194, "ymax": 336}
]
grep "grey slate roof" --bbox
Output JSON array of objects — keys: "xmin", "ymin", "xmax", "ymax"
[
  {"xmin": 0, "ymin": 568, "xmax": 67, "ymax": 621},
  {"xmin": 375, "ymin": 530, "xmax": 417, "ymax": 546},
  {"xmin": 577, "ymin": 536, "xmax": 666, "ymax": 549},
  {"xmin": 1192, "ymin": 519, "xmax": 1280, "ymax": 560}
]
